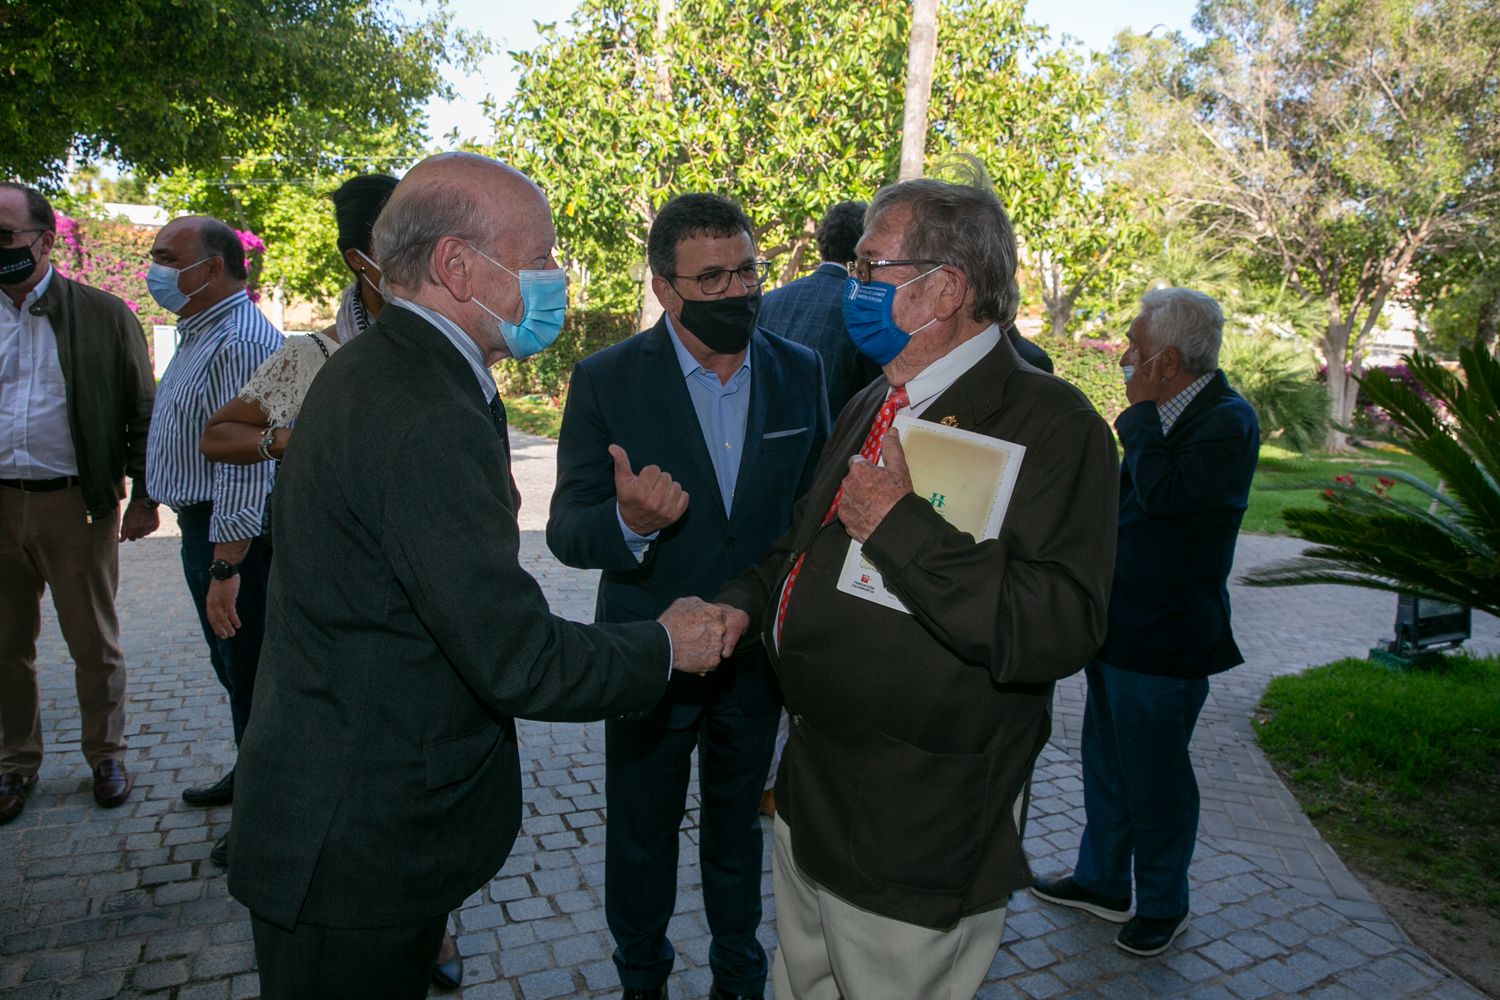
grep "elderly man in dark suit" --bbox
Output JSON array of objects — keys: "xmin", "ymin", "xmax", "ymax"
[
  {"xmin": 758, "ymin": 201, "xmax": 880, "ymax": 420},
  {"xmin": 1032, "ymin": 287, "xmax": 1259, "ymax": 958},
  {"xmin": 548, "ymin": 193, "xmax": 828, "ymax": 1000},
  {"xmin": 715, "ymin": 162, "xmax": 1119, "ymax": 999},
  {"xmin": 227, "ymin": 153, "xmax": 733, "ymax": 1000}
]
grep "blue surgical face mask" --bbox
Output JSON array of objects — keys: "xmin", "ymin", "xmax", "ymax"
[
  {"xmin": 468, "ymin": 246, "xmax": 567, "ymax": 360},
  {"xmin": 1121, "ymin": 348, "xmax": 1166, "ymax": 387},
  {"xmin": 841, "ymin": 268, "xmax": 942, "ymax": 366},
  {"xmin": 146, "ymin": 258, "xmax": 211, "ymax": 314}
]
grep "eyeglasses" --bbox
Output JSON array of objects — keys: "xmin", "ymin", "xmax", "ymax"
[
  {"xmin": 0, "ymin": 228, "xmax": 45, "ymax": 248},
  {"xmin": 666, "ymin": 260, "xmax": 771, "ymax": 296},
  {"xmin": 847, "ymin": 258, "xmax": 947, "ymax": 285}
]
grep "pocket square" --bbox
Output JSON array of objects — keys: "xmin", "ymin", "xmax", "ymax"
[{"xmin": 763, "ymin": 427, "xmax": 808, "ymax": 440}]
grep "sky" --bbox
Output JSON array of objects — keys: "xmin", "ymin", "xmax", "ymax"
[{"xmin": 404, "ymin": 0, "xmax": 1202, "ymax": 144}]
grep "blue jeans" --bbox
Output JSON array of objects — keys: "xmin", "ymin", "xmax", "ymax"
[
  {"xmin": 176, "ymin": 503, "xmax": 271, "ymax": 747},
  {"xmin": 1073, "ymin": 659, "xmax": 1209, "ymax": 919}
]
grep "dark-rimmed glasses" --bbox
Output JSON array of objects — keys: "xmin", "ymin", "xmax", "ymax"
[
  {"xmin": 666, "ymin": 259, "xmax": 771, "ymax": 296},
  {"xmin": 0, "ymin": 228, "xmax": 45, "ymax": 248},
  {"xmin": 847, "ymin": 258, "xmax": 947, "ymax": 284}
]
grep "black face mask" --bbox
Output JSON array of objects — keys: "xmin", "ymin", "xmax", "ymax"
[
  {"xmin": 678, "ymin": 292, "xmax": 761, "ymax": 354},
  {"xmin": 0, "ymin": 240, "xmax": 39, "ymax": 286}
]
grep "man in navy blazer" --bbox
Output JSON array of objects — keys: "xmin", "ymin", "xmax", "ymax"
[
  {"xmin": 758, "ymin": 201, "xmax": 881, "ymax": 420},
  {"xmin": 548, "ymin": 193, "xmax": 829, "ymax": 1000},
  {"xmin": 1032, "ymin": 287, "xmax": 1259, "ymax": 958}
]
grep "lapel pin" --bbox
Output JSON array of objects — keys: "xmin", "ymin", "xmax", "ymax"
[{"xmin": 940, "ymin": 415, "xmax": 959, "ymax": 427}]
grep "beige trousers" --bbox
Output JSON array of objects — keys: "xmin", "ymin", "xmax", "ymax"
[
  {"xmin": 0, "ymin": 485, "xmax": 126, "ymax": 775},
  {"xmin": 770, "ymin": 816, "xmax": 1008, "ymax": 1000}
]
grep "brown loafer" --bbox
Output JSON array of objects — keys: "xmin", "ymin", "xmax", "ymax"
[
  {"xmin": 0, "ymin": 771, "xmax": 39, "ymax": 824},
  {"xmin": 92, "ymin": 759, "xmax": 133, "ymax": 808}
]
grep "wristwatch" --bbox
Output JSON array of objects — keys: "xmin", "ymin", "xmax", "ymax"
[
  {"xmin": 257, "ymin": 428, "xmax": 277, "ymax": 461},
  {"xmin": 208, "ymin": 559, "xmax": 241, "ymax": 581}
]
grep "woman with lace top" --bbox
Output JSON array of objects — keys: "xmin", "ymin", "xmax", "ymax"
[{"xmin": 199, "ymin": 174, "xmax": 396, "ymax": 465}]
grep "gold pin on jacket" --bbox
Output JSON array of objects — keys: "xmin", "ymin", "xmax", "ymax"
[{"xmin": 940, "ymin": 415, "xmax": 960, "ymax": 427}]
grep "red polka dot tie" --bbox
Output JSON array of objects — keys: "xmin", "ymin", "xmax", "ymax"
[{"xmin": 774, "ymin": 385, "xmax": 909, "ymax": 644}]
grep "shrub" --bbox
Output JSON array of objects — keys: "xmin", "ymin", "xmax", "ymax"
[
  {"xmin": 1221, "ymin": 335, "xmax": 1329, "ymax": 452},
  {"xmin": 1036, "ymin": 335, "xmax": 1128, "ymax": 420},
  {"xmin": 1242, "ymin": 348, "xmax": 1500, "ymax": 618}
]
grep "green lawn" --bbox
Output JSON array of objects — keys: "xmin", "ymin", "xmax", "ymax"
[
  {"xmin": 1244, "ymin": 443, "xmax": 1441, "ymax": 535},
  {"xmin": 1256, "ymin": 653, "xmax": 1500, "ymax": 914},
  {"xmin": 503, "ymin": 394, "xmax": 564, "ymax": 439}
]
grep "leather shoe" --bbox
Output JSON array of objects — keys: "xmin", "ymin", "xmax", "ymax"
[
  {"xmin": 0, "ymin": 772, "xmax": 39, "ymax": 825},
  {"xmin": 431, "ymin": 930, "xmax": 462, "ymax": 990},
  {"xmin": 621, "ymin": 989, "xmax": 664, "ymax": 1000},
  {"xmin": 209, "ymin": 832, "xmax": 229, "ymax": 867},
  {"xmin": 711, "ymin": 988, "xmax": 763, "ymax": 1000},
  {"xmin": 92, "ymin": 759, "xmax": 133, "ymax": 808},
  {"xmin": 182, "ymin": 769, "xmax": 234, "ymax": 807}
]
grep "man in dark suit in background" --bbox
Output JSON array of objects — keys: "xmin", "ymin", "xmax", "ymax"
[
  {"xmin": 227, "ymin": 153, "xmax": 732, "ymax": 1000},
  {"xmin": 548, "ymin": 193, "xmax": 829, "ymax": 1000},
  {"xmin": 1031, "ymin": 287, "xmax": 1259, "ymax": 958},
  {"xmin": 758, "ymin": 201, "xmax": 879, "ymax": 420},
  {"xmin": 716, "ymin": 162, "xmax": 1119, "ymax": 998}
]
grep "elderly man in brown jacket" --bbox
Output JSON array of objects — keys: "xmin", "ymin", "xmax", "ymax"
[{"xmin": 717, "ymin": 163, "xmax": 1119, "ymax": 999}]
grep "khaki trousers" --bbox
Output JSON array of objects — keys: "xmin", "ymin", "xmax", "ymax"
[
  {"xmin": 0, "ymin": 485, "xmax": 126, "ymax": 775},
  {"xmin": 770, "ymin": 815, "xmax": 1008, "ymax": 1000}
]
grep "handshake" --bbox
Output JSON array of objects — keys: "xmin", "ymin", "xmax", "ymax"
[{"xmin": 657, "ymin": 598, "xmax": 752, "ymax": 675}]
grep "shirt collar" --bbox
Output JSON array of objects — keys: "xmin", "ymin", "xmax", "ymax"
[
  {"xmin": 26, "ymin": 264, "xmax": 53, "ymax": 304},
  {"xmin": 900, "ymin": 324, "xmax": 1001, "ymax": 411},
  {"xmin": 1159, "ymin": 371, "xmax": 1216, "ymax": 434},
  {"xmin": 178, "ymin": 289, "xmax": 249, "ymax": 337},
  {"xmin": 664, "ymin": 312, "xmax": 752, "ymax": 381},
  {"xmin": 387, "ymin": 297, "xmax": 497, "ymax": 402}
]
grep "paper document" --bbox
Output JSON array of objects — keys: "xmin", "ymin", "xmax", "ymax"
[{"xmin": 836, "ymin": 414, "xmax": 1026, "ymax": 613}]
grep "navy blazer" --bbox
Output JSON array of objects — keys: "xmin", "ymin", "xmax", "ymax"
[
  {"xmin": 758, "ymin": 262, "xmax": 882, "ymax": 420},
  {"xmin": 1098, "ymin": 370, "xmax": 1260, "ymax": 678},
  {"xmin": 547, "ymin": 318, "xmax": 829, "ymax": 726}
]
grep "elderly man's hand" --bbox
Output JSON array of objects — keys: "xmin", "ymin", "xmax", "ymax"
[
  {"xmin": 837, "ymin": 427, "xmax": 913, "ymax": 543},
  {"xmin": 658, "ymin": 597, "xmax": 727, "ymax": 675},
  {"xmin": 612, "ymin": 444, "xmax": 689, "ymax": 535},
  {"xmin": 1125, "ymin": 351, "xmax": 1170, "ymax": 407}
]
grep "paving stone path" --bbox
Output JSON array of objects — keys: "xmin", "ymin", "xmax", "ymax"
[{"xmin": 3, "ymin": 429, "xmax": 1497, "ymax": 999}]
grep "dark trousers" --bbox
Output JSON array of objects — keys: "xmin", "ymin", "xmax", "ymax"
[
  {"xmin": 176, "ymin": 503, "xmax": 271, "ymax": 747},
  {"xmin": 605, "ymin": 680, "xmax": 777, "ymax": 994},
  {"xmin": 1073, "ymin": 659, "xmax": 1210, "ymax": 919},
  {"xmin": 251, "ymin": 911, "xmax": 445, "ymax": 1000}
]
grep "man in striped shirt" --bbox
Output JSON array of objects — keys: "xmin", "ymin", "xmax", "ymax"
[{"xmin": 145, "ymin": 217, "xmax": 283, "ymax": 861}]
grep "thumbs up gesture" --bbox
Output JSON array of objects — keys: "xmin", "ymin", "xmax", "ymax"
[
  {"xmin": 837, "ymin": 427, "xmax": 914, "ymax": 543},
  {"xmin": 610, "ymin": 444, "xmax": 689, "ymax": 535}
]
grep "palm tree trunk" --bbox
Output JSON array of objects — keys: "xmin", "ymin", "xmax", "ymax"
[{"xmin": 898, "ymin": 0, "xmax": 939, "ymax": 182}]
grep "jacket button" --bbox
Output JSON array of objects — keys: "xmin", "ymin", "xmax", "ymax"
[{"xmin": 792, "ymin": 714, "xmax": 803, "ymax": 726}]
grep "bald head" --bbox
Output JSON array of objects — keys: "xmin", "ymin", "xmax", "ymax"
[
  {"xmin": 374, "ymin": 153, "xmax": 549, "ymax": 295},
  {"xmin": 158, "ymin": 216, "xmax": 247, "ymax": 281}
]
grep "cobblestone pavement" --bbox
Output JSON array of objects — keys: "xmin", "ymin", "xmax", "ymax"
[{"xmin": 3, "ymin": 429, "xmax": 1497, "ymax": 999}]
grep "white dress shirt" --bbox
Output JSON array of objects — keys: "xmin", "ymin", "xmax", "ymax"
[{"xmin": 0, "ymin": 265, "xmax": 79, "ymax": 478}]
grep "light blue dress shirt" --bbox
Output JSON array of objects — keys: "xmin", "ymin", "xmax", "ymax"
[{"xmin": 618, "ymin": 315, "xmax": 752, "ymax": 557}]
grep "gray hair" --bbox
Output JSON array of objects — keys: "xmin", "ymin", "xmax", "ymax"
[
  {"xmin": 1139, "ymin": 287, "xmax": 1223, "ymax": 375},
  {"xmin": 372, "ymin": 181, "xmax": 494, "ymax": 292},
  {"xmin": 866, "ymin": 155, "xmax": 1019, "ymax": 327}
]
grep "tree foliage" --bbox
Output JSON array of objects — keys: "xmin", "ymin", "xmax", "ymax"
[
  {"xmin": 1106, "ymin": 0, "xmax": 1500, "ymax": 447},
  {"xmin": 2, "ymin": 0, "xmax": 474, "ymax": 183},
  {"xmin": 494, "ymin": 0, "xmax": 1140, "ymax": 330}
]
